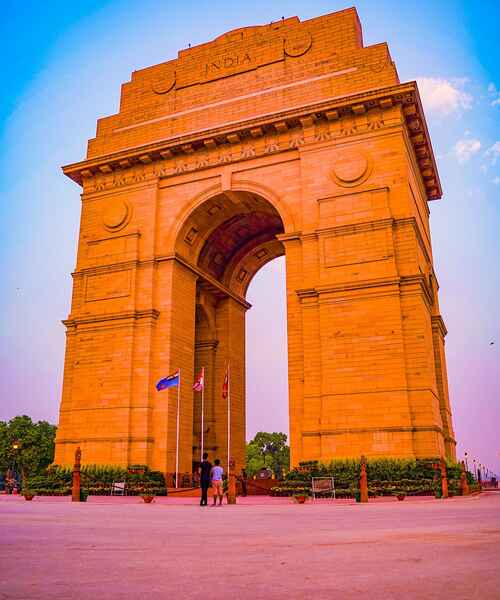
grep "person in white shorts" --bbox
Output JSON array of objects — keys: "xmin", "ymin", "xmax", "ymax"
[{"xmin": 211, "ymin": 459, "xmax": 224, "ymax": 506}]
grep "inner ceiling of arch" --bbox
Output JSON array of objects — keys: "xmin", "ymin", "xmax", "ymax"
[{"xmin": 197, "ymin": 208, "xmax": 284, "ymax": 281}]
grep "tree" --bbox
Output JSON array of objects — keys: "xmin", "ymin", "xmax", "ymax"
[
  {"xmin": 245, "ymin": 432, "xmax": 290, "ymax": 478},
  {"xmin": 0, "ymin": 416, "xmax": 57, "ymax": 480}
]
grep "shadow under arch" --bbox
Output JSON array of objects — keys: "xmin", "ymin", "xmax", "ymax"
[
  {"xmin": 178, "ymin": 186, "xmax": 291, "ymax": 469},
  {"xmin": 167, "ymin": 178, "xmax": 296, "ymax": 258},
  {"xmin": 172, "ymin": 185, "xmax": 293, "ymax": 300}
]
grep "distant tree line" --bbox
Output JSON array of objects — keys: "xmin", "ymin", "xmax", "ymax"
[
  {"xmin": 0, "ymin": 416, "xmax": 56, "ymax": 480},
  {"xmin": 245, "ymin": 431, "xmax": 290, "ymax": 478},
  {"xmin": 0, "ymin": 417, "xmax": 291, "ymax": 482}
]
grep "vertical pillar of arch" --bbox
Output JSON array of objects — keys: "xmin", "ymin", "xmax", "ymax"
[
  {"xmin": 212, "ymin": 297, "xmax": 247, "ymax": 473},
  {"xmin": 432, "ymin": 315, "xmax": 456, "ymax": 460},
  {"xmin": 192, "ymin": 296, "xmax": 219, "ymax": 465},
  {"xmin": 151, "ymin": 258, "xmax": 198, "ymax": 475},
  {"xmin": 298, "ymin": 290, "xmax": 323, "ymax": 460},
  {"xmin": 54, "ymin": 322, "xmax": 77, "ymax": 466},
  {"xmin": 292, "ymin": 131, "xmax": 446, "ymax": 461},
  {"xmin": 278, "ymin": 233, "xmax": 304, "ymax": 466},
  {"xmin": 193, "ymin": 339, "xmax": 219, "ymax": 462},
  {"xmin": 128, "ymin": 308, "xmax": 160, "ymax": 467}
]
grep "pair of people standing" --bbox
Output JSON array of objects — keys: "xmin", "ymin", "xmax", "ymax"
[{"xmin": 199, "ymin": 453, "xmax": 224, "ymax": 506}]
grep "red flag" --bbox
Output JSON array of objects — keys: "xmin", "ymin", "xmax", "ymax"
[
  {"xmin": 222, "ymin": 367, "xmax": 229, "ymax": 399},
  {"xmin": 193, "ymin": 369, "xmax": 204, "ymax": 392}
]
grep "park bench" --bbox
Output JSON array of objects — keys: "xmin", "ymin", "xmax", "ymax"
[
  {"xmin": 110, "ymin": 481, "xmax": 126, "ymax": 496},
  {"xmin": 311, "ymin": 477, "xmax": 336, "ymax": 500}
]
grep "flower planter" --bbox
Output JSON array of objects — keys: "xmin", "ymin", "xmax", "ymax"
[
  {"xmin": 142, "ymin": 495, "xmax": 155, "ymax": 503},
  {"xmin": 396, "ymin": 494, "xmax": 406, "ymax": 501},
  {"xmin": 293, "ymin": 495, "xmax": 308, "ymax": 504},
  {"xmin": 24, "ymin": 494, "xmax": 34, "ymax": 501}
]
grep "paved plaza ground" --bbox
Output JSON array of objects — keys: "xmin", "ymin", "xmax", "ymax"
[{"xmin": 1, "ymin": 492, "xmax": 499, "ymax": 599}]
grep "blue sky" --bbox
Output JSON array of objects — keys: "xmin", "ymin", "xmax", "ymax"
[{"xmin": 1, "ymin": 1, "xmax": 499, "ymax": 474}]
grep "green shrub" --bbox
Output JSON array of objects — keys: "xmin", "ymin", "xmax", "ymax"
[
  {"xmin": 27, "ymin": 464, "xmax": 167, "ymax": 496},
  {"xmin": 282, "ymin": 457, "xmax": 465, "ymax": 498}
]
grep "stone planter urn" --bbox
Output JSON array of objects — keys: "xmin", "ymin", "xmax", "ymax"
[
  {"xmin": 142, "ymin": 495, "xmax": 154, "ymax": 503},
  {"xmin": 293, "ymin": 494, "xmax": 308, "ymax": 504},
  {"xmin": 396, "ymin": 493, "xmax": 406, "ymax": 501},
  {"xmin": 24, "ymin": 493, "xmax": 34, "ymax": 501}
]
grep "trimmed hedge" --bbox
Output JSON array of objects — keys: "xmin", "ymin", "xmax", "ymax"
[
  {"xmin": 26, "ymin": 464, "xmax": 167, "ymax": 496},
  {"xmin": 272, "ymin": 458, "xmax": 475, "ymax": 498}
]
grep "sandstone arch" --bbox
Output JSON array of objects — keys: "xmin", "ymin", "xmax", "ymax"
[{"xmin": 56, "ymin": 8, "xmax": 456, "ymax": 474}]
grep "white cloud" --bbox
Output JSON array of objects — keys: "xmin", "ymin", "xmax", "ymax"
[
  {"xmin": 492, "ymin": 176, "xmax": 500, "ymax": 186},
  {"xmin": 417, "ymin": 77, "xmax": 473, "ymax": 116},
  {"xmin": 485, "ymin": 141, "xmax": 500, "ymax": 165},
  {"xmin": 488, "ymin": 82, "xmax": 500, "ymax": 107},
  {"xmin": 453, "ymin": 138, "xmax": 481, "ymax": 164}
]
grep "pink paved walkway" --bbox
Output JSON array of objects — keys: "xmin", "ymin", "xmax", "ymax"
[
  {"xmin": 1, "ymin": 492, "xmax": 499, "ymax": 599},
  {"xmin": 0, "ymin": 493, "xmax": 439, "ymax": 506}
]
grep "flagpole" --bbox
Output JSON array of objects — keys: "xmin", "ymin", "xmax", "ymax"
[
  {"xmin": 227, "ymin": 363, "xmax": 231, "ymax": 478},
  {"xmin": 175, "ymin": 368, "xmax": 181, "ymax": 489},
  {"xmin": 200, "ymin": 366, "xmax": 205, "ymax": 462}
]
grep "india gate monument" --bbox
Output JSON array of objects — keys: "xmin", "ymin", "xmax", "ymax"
[{"xmin": 55, "ymin": 8, "xmax": 456, "ymax": 475}]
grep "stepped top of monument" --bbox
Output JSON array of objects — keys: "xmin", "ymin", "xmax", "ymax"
[
  {"xmin": 86, "ymin": 8, "xmax": 399, "ymax": 157},
  {"xmin": 63, "ymin": 8, "xmax": 442, "ymax": 200}
]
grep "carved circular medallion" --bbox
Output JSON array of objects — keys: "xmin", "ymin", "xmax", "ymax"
[
  {"xmin": 369, "ymin": 59, "xmax": 388, "ymax": 73},
  {"xmin": 102, "ymin": 199, "xmax": 130, "ymax": 231},
  {"xmin": 284, "ymin": 30, "xmax": 312, "ymax": 57},
  {"xmin": 331, "ymin": 149, "xmax": 371, "ymax": 187},
  {"xmin": 152, "ymin": 71, "xmax": 176, "ymax": 95}
]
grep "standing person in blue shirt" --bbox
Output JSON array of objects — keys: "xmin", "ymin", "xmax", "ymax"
[
  {"xmin": 199, "ymin": 452, "xmax": 212, "ymax": 507},
  {"xmin": 211, "ymin": 459, "xmax": 224, "ymax": 506}
]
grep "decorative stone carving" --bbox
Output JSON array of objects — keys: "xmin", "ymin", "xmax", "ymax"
[
  {"xmin": 152, "ymin": 70, "xmax": 176, "ymax": 95},
  {"xmin": 184, "ymin": 227, "xmax": 198, "ymax": 245},
  {"xmin": 331, "ymin": 149, "xmax": 371, "ymax": 187},
  {"xmin": 284, "ymin": 30, "xmax": 312, "ymax": 57},
  {"xmin": 236, "ymin": 268, "xmax": 247, "ymax": 283},
  {"xmin": 102, "ymin": 199, "xmax": 131, "ymax": 231}
]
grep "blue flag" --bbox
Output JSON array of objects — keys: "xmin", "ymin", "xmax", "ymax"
[{"xmin": 156, "ymin": 371, "xmax": 180, "ymax": 391}]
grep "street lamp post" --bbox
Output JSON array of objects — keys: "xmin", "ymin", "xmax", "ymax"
[
  {"xmin": 464, "ymin": 452, "xmax": 468, "ymax": 472},
  {"xmin": 10, "ymin": 442, "xmax": 20, "ymax": 493}
]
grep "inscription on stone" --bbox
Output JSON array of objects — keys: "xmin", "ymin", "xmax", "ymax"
[{"xmin": 205, "ymin": 52, "xmax": 252, "ymax": 76}]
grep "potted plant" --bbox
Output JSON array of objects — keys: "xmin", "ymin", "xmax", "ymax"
[
  {"xmin": 23, "ymin": 489, "xmax": 35, "ymax": 501},
  {"xmin": 141, "ymin": 486, "xmax": 155, "ymax": 503},
  {"xmin": 394, "ymin": 490, "xmax": 406, "ymax": 501},
  {"xmin": 292, "ymin": 492, "xmax": 309, "ymax": 504},
  {"xmin": 80, "ymin": 488, "xmax": 89, "ymax": 502}
]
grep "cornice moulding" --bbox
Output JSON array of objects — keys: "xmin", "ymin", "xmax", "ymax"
[
  {"xmin": 431, "ymin": 314, "xmax": 448, "ymax": 337},
  {"xmin": 63, "ymin": 309, "xmax": 160, "ymax": 328},
  {"xmin": 62, "ymin": 82, "xmax": 442, "ymax": 200}
]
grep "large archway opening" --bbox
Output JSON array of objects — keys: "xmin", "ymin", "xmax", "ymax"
[
  {"xmin": 245, "ymin": 257, "xmax": 289, "ymax": 442},
  {"xmin": 175, "ymin": 190, "xmax": 288, "ymax": 471}
]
